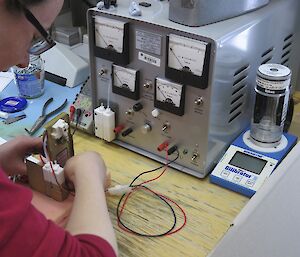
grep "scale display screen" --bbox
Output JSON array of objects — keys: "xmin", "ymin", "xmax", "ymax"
[
  {"xmin": 229, "ymin": 151, "xmax": 267, "ymax": 175},
  {"xmin": 210, "ymin": 130, "xmax": 296, "ymax": 197}
]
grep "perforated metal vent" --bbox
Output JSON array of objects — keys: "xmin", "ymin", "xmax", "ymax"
[
  {"xmin": 261, "ymin": 47, "xmax": 274, "ymax": 65},
  {"xmin": 281, "ymin": 34, "xmax": 294, "ymax": 67},
  {"xmin": 229, "ymin": 65, "xmax": 249, "ymax": 123}
]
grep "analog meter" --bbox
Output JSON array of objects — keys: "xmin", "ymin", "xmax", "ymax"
[
  {"xmin": 165, "ymin": 34, "xmax": 210, "ymax": 89},
  {"xmin": 154, "ymin": 78, "xmax": 185, "ymax": 116},
  {"xmin": 94, "ymin": 16, "xmax": 129, "ymax": 65},
  {"xmin": 112, "ymin": 65, "xmax": 140, "ymax": 100},
  {"xmin": 94, "ymin": 16, "xmax": 125, "ymax": 52},
  {"xmin": 168, "ymin": 34, "xmax": 206, "ymax": 76}
]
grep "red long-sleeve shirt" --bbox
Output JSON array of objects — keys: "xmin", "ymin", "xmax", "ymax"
[{"xmin": 0, "ymin": 168, "xmax": 116, "ymax": 257}]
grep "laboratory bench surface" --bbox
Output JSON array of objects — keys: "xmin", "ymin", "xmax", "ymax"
[
  {"xmin": 73, "ymin": 130, "xmax": 248, "ymax": 257},
  {"xmin": 70, "ymin": 91, "xmax": 300, "ymax": 257}
]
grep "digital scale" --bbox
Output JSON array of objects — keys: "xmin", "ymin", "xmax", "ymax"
[
  {"xmin": 210, "ymin": 130, "xmax": 297, "ymax": 197},
  {"xmin": 211, "ymin": 63, "xmax": 298, "ymax": 197}
]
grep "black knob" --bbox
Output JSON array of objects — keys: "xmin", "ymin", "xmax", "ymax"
[
  {"xmin": 167, "ymin": 145, "xmax": 178, "ymax": 155},
  {"xmin": 121, "ymin": 128, "xmax": 133, "ymax": 137},
  {"xmin": 133, "ymin": 102, "xmax": 143, "ymax": 112}
]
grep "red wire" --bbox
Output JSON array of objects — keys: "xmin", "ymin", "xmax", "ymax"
[
  {"xmin": 138, "ymin": 147, "xmax": 169, "ymax": 186},
  {"xmin": 139, "ymin": 165, "xmax": 168, "ymax": 186},
  {"xmin": 39, "ymin": 155, "xmax": 45, "ymax": 165},
  {"xmin": 117, "ymin": 185, "xmax": 187, "ymax": 235},
  {"xmin": 49, "ymin": 159, "xmax": 55, "ymax": 174},
  {"xmin": 119, "ymin": 149, "xmax": 170, "ymax": 216},
  {"xmin": 117, "ymin": 148, "xmax": 187, "ymax": 236},
  {"xmin": 119, "ymin": 186, "xmax": 138, "ymax": 216},
  {"xmin": 117, "ymin": 187, "xmax": 138, "ymax": 234},
  {"xmin": 142, "ymin": 186, "xmax": 187, "ymax": 235},
  {"xmin": 157, "ymin": 193, "xmax": 187, "ymax": 235}
]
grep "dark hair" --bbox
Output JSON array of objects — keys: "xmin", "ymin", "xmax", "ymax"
[{"xmin": 5, "ymin": 0, "xmax": 46, "ymax": 13}]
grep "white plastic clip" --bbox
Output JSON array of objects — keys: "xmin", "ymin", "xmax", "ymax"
[
  {"xmin": 107, "ymin": 185, "xmax": 132, "ymax": 195},
  {"xmin": 42, "ymin": 161, "xmax": 65, "ymax": 185},
  {"xmin": 51, "ymin": 119, "xmax": 69, "ymax": 140}
]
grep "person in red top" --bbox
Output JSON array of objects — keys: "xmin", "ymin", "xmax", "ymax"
[{"xmin": 0, "ymin": 1, "xmax": 118, "ymax": 256}]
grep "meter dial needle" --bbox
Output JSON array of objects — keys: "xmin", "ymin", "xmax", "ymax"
[
  {"xmin": 169, "ymin": 47, "xmax": 184, "ymax": 68},
  {"xmin": 96, "ymin": 29, "xmax": 109, "ymax": 47},
  {"xmin": 96, "ymin": 29, "xmax": 115, "ymax": 51},
  {"xmin": 157, "ymin": 86, "xmax": 168, "ymax": 101},
  {"xmin": 115, "ymin": 72, "xmax": 129, "ymax": 89},
  {"xmin": 114, "ymin": 72, "xmax": 123, "ymax": 85}
]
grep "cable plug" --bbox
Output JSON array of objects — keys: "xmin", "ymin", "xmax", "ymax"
[
  {"xmin": 69, "ymin": 105, "xmax": 75, "ymax": 121},
  {"xmin": 42, "ymin": 161, "xmax": 65, "ymax": 185},
  {"xmin": 107, "ymin": 184, "xmax": 132, "ymax": 196},
  {"xmin": 51, "ymin": 119, "xmax": 69, "ymax": 140},
  {"xmin": 157, "ymin": 140, "xmax": 169, "ymax": 152},
  {"xmin": 167, "ymin": 145, "xmax": 178, "ymax": 155},
  {"xmin": 76, "ymin": 108, "xmax": 82, "ymax": 123}
]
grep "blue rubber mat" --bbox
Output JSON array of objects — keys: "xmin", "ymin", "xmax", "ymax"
[{"xmin": 0, "ymin": 80, "xmax": 80, "ymax": 140}]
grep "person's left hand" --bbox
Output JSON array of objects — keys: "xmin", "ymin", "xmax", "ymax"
[{"xmin": 0, "ymin": 136, "xmax": 43, "ymax": 175}]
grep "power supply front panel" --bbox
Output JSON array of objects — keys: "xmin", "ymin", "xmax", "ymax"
[{"xmin": 89, "ymin": 11, "xmax": 215, "ymax": 177}]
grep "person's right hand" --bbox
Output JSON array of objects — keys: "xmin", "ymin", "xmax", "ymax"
[
  {"xmin": 64, "ymin": 152, "xmax": 118, "ymax": 254},
  {"xmin": 63, "ymin": 152, "xmax": 108, "ymax": 189}
]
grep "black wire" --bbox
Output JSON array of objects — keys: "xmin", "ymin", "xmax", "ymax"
[
  {"xmin": 116, "ymin": 185, "xmax": 177, "ymax": 237},
  {"xmin": 72, "ymin": 109, "xmax": 82, "ymax": 136},
  {"xmin": 130, "ymin": 150, "xmax": 179, "ymax": 186},
  {"xmin": 116, "ymin": 150, "xmax": 180, "ymax": 237},
  {"xmin": 72, "ymin": 120, "xmax": 79, "ymax": 136}
]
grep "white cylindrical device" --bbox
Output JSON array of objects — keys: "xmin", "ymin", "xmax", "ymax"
[
  {"xmin": 94, "ymin": 103, "xmax": 106, "ymax": 139},
  {"xmin": 103, "ymin": 107, "xmax": 116, "ymax": 142}
]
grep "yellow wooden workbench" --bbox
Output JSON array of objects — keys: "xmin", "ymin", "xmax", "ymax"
[
  {"xmin": 72, "ymin": 91, "xmax": 300, "ymax": 257},
  {"xmin": 73, "ymin": 132, "xmax": 248, "ymax": 257}
]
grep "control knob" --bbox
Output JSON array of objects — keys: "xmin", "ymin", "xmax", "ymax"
[
  {"xmin": 141, "ymin": 123, "xmax": 151, "ymax": 134},
  {"xmin": 151, "ymin": 109, "xmax": 160, "ymax": 118}
]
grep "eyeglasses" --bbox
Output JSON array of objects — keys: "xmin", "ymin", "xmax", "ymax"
[{"xmin": 22, "ymin": 6, "xmax": 56, "ymax": 55}]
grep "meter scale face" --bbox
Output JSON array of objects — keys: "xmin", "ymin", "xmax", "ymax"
[
  {"xmin": 112, "ymin": 65, "xmax": 140, "ymax": 100},
  {"xmin": 93, "ymin": 16, "xmax": 129, "ymax": 65},
  {"xmin": 165, "ymin": 34, "xmax": 210, "ymax": 89},
  {"xmin": 94, "ymin": 16, "xmax": 126, "ymax": 53},
  {"xmin": 168, "ymin": 34, "xmax": 206, "ymax": 76},
  {"xmin": 154, "ymin": 78, "xmax": 185, "ymax": 116}
]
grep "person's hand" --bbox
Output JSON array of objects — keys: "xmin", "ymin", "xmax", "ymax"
[
  {"xmin": 0, "ymin": 136, "xmax": 43, "ymax": 175},
  {"xmin": 63, "ymin": 151, "xmax": 108, "ymax": 189}
]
